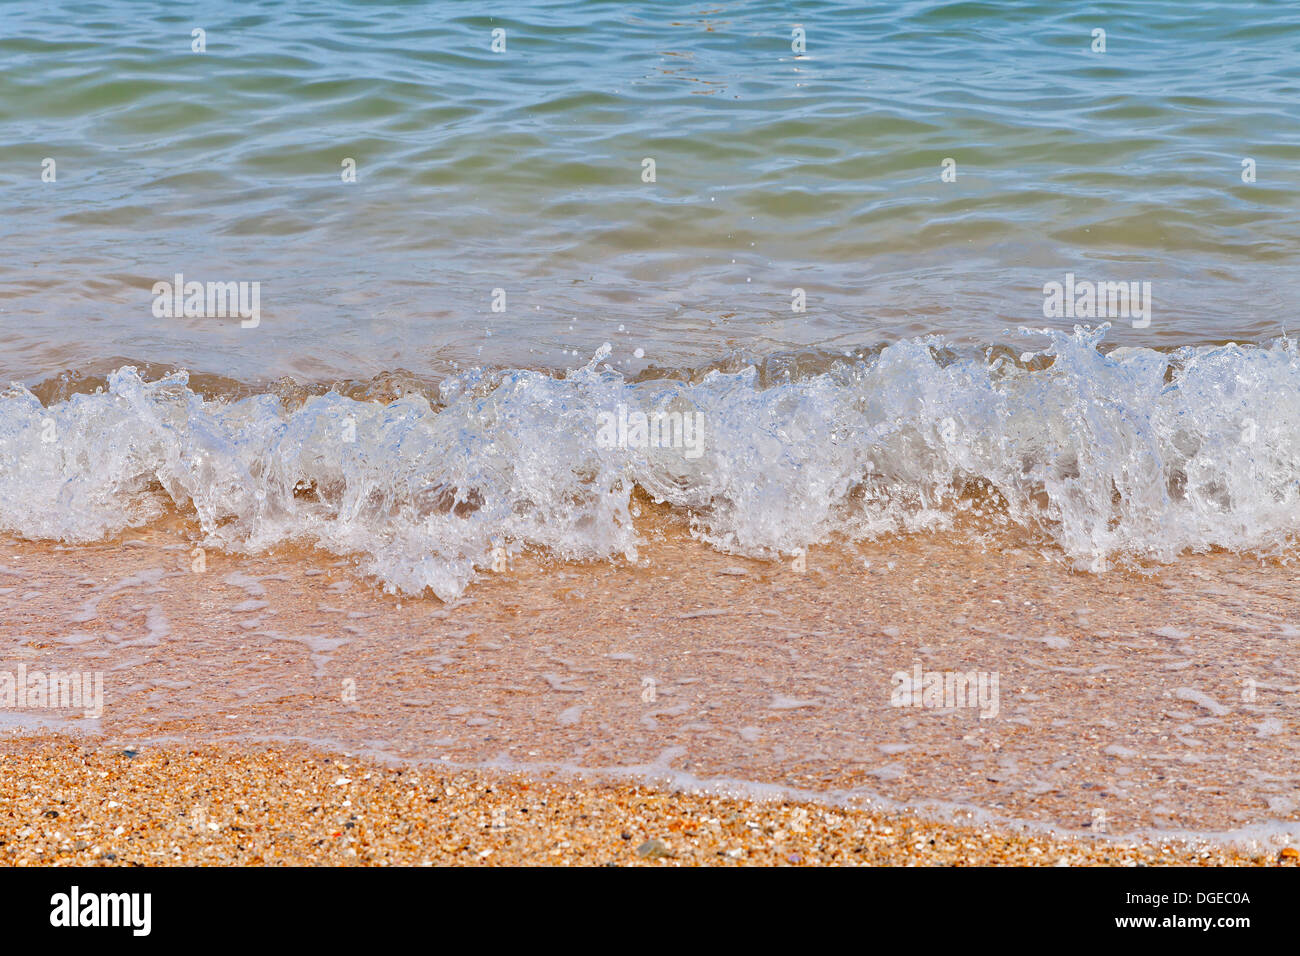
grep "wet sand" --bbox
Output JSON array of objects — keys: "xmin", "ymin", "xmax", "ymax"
[
  {"xmin": 2, "ymin": 503, "xmax": 1299, "ymax": 858},
  {"xmin": 1, "ymin": 740, "xmax": 1288, "ymax": 866}
]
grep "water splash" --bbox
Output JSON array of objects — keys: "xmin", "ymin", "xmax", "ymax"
[{"xmin": 2, "ymin": 326, "xmax": 1298, "ymax": 599}]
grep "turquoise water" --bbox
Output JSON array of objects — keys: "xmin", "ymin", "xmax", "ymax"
[
  {"xmin": 4, "ymin": 2, "xmax": 1300, "ymax": 591},
  {"xmin": 3, "ymin": 0, "xmax": 1299, "ymax": 386}
]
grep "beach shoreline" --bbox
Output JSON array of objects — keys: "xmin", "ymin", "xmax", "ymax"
[
  {"xmin": 4, "ymin": 0, "xmax": 1299, "ymax": 887},
  {"xmin": 2, "ymin": 738, "xmax": 1291, "ymax": 867},
  {"xmin": 1, "ymin": 508, "xmax": 1298, "ymax": 857}
]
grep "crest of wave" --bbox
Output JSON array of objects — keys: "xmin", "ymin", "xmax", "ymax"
[
  {"xmin": 0, "ymin": 326, "xmax": 1297, "ymax": 598},
  {"xmin": 672, "ymin": 325, "xmax": 1300, "ymax": 570}
]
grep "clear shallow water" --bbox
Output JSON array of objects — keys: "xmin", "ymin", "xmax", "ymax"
[
  {"xmin": 2, "ymin": 0, "xmax": 1299, "ymax": 384},
  {"xmin": 3, "ymin": 1, "xmax": 1300, "ymax": 590}
]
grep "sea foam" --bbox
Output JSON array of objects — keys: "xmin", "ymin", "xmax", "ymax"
[{"xmin": 2, "ymin": 325, "xmax": 1298, "ymax": 599}]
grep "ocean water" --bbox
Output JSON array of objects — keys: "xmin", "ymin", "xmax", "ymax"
[{"xmin": 3, "ymin": 0, "xmax": 1300, "ymax": 595}]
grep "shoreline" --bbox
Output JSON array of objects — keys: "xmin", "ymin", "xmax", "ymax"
[
  {"xmin": 1, "ymin": 738, "xmax": 1289, "ymax": 867},
  {"xmin": 2, "ymin": 516, "xmax": 1299, "ymax": 846}
]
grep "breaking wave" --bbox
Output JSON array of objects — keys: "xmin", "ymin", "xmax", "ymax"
[{"xmin": 2, "ymin": 324, "xmax": 1299, "ymax": 599}]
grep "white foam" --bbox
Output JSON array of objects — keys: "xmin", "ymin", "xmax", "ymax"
[{"xmin": 3, "ymin": 325, "xmax": 1299, "ymax": 599}]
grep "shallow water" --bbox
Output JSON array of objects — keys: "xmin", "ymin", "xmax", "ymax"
[
  {"xmin": 3, "ymin": 0, "xmax": 1299, "ymax": 384},
  {"xmin": 3, "ymin": 2, "xmax": 1299, "ymax": 845},
  {"xmin": 1, "ymin": 524, "xmax": 1297, "ymax": 847},
  {"xmin": 6, "ymin": 3, "xmax": 1300, "ymax": 590}
]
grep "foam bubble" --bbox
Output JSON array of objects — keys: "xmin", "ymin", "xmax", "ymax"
[{"xmin": 2, "ymin": 325, "xmax": 1298, "ymax": 599}]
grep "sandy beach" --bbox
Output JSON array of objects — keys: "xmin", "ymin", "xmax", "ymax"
[
  {"xmin": 4, "ymin": 2, "xmax": 1300, "ymax": 882},
  {"xmin": 3, "ymin": 739, "xmax": 1292, "ymax": 867}
]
